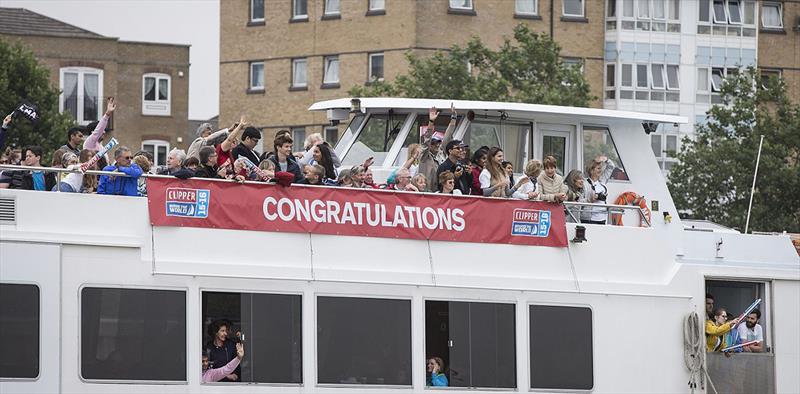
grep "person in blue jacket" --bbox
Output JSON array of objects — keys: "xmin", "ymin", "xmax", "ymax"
[
  {"xmin": 98, "ymin": 146, "xmax": 143, "ymax": 196},
  {"xmin": 426, "ymin": 356, "xmax": 448, "ymax": 387}
]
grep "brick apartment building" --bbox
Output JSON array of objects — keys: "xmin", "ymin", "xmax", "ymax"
[
  {"xmin": 219, "ymin": 0, "xmax": 605, "ymax": 146},
  {"xmin": 0, "ymin": 8, "xmax": 190, "ymax": 168},
  {"xmin": 221, "ymin": 0, "xmax": 799, "ymax": 170},
  {"xmin": 757, "ymin": 1, "xmax": 799, "ymax": 103}
]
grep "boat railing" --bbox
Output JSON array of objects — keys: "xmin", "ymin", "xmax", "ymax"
[
  {"xmin": 563, "ymin": 201, "xmax": 652, "ymax": 227},
  {"xmin": 1, "ymin": 164, "xmax": 652, "ymax": 228}
]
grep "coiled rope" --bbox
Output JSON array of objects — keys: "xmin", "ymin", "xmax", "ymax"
[{"xmin": 684, "ymin": 311, "xmax": 717, "ymax": 394}]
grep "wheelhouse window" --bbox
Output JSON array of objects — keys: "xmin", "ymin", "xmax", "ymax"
[
  {"xmin": 463, "ymin": 119, "xmax": 530, "ymax": 172},
  {"xmin": 342, "ymin": 113, "xmax": 405, "ymax": 166},
  {"xmin": 393, "ymin": 112, "xmax": 456, "ymax": 166},
  {"xmin": 202, "ymin": 292, "xmax": 302, "ymax": 383},
  {"xmin": 81, "ymin": 287, "xmax": 186, "ymax": 381},
  {"xmin": 317, "ymin": 297, "xmax": 411, "ymax": 385},
  {"xmin": 582, "ymin": 126, "xmax": 629, "ymax": 181},
  {"xmin": 292, "ymin": 58, "xmax": 308, "ymax": 88},
  {"xmin": 60, "ymin": 67, "xmax": 103, "ymax": 125},
  {"xmin": 761, "ymin": 2, "xmax": 783, "ymax": 29},
  {"xmin": 530, "ymin": 305, "xmax": 593, "ymax": 390},
  {"xmin": 368, "ymin": 53, "xmax": 384, "ymax": 82},
  {"xmin": 292, "ymin": 0, "xmax": 308, "ymax": 19},
  {"xmin": 563, "ymin": 0, "xmax": 584, "ymax": 17},
  {"xmin": 515, "ymin": 0, "xmax": 538, "ymax": 16},
  {"xmin": 249, "ymin": 62, "xmax": 265, "ymax": 91},
  {"xmin": 323, "ymin": 55, "xmax": 340, "ymax": 85},
  {"xmin": 0, "ymin": 283, "xmax": 39, "ymax": 379},
  {"xmin": 250, "ymin": 0, "xmax": 264, "ymax": 22},
  {"xmin": 142, "ymin": 140, "xmax": 170, "ymax": 168},
  {"xmin": 425, "ymin": 301, "xmax": 516, "ymax": 389},
  {"xmin": 142, "ymin": 73, "xmax": 171, "ymax": 116}
]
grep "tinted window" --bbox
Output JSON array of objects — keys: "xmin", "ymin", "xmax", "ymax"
[
  {"xmin": 0, "ymin": 284, "xmax": 39, "ymax": 378},
  {"xmin": 529, "ymin": 305, "xmax": 593, "ymax": 390},
  {"xmin": 426, "ymin": 301, "xmax": 516, "ymax": 388},
  {"xmin": 342, "ymin": 114, "xmax": 407, "ymax": 167},
  {"xmin": 582, "ymin": 126, "xmax": 629, "ymax": 181},
  {"xmin": 317, "ymin": 297, "xmax": 411, "ymax": 385},
  {"xmin": 202, "ymin": 292, "xmax": 302, "ymax": 383},
  {"xmin": 81, "ymin": 287, "xmax": 186, "ymax": 381}
]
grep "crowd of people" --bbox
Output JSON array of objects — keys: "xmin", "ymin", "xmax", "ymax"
[
  {"xmin": 705, "ymin": 293, "xmax": 765, "ymax": 354},
  {"xmin": 0, "ymin": 100, "xmax": 620, "ymax": 224}
]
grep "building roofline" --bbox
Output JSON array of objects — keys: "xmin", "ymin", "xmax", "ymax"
[{"xmin": 119, "ymin": 40, "xmax": 191, "ymax": 48}]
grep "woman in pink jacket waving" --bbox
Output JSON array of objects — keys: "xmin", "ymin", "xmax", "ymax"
[{"xmin": 202, "ymin": 342, "xmax": 244, "ymax": 383}]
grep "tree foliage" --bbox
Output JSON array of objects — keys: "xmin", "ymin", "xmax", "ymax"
[
  {"xmin": 668, "ymin": 67, "xmax": 800, "ymax": 232},
  {"xmin": 0, "ymin": 40, "xmax": 75, "ymax": 161},
  {"xmin": 349, "ymin": 24, "xmax": 593, "ymax": 107}
]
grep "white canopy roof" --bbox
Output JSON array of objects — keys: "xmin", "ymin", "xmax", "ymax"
[{"xmin": 309, "ymin": 97, "xmax": 688, "ymax": 124}]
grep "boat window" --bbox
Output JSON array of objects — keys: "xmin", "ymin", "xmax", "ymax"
[
  {"xmin": 706, "ymin": 280, "xmax": 769, "ymax": 352},
  {"xmin": 530, "ymin": 305, "xmax": 593, "ymax": 390},
  {"xmin": 80, "ymin": 287, "xmax": 186, "ymax": 381},
  {"xmin": 425, "ymin": 301, "xmax": 516, "ymax": 389},
  {"xmin": 0, "ymin": 283, "xmax": 39, "ymax": 379},
  {"xmin": 341, "ymin": 114, "xmax": 406, "ymax": 167},
  {"xmin": 393, "ymin": 114, "xmax": 453, "ymax": 166},
  {"xmin": 202, "ymin": 292, "xmax": 302, "ymax": 383},
  {"xmin": 582, "ymin": 126, "xmax": 630, "ymax": 181},
  {"xmin": 317, "ymin": 296, "xmax": 411, "ymax": 385},
  {"xmin": 463, "ymin": 120, "xmax": 531, "ymax": 171}
]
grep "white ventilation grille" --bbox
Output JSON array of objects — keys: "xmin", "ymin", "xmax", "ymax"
[{"xmin": 0, "ymin": 197, "xmax": 16, "ymax": 224}]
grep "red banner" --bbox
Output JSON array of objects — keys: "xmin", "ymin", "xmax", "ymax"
[{"xmin": 147, "ymin": 177, "xmax": 568, "ymax": 247}]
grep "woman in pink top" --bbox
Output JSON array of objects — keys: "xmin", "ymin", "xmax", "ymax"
[
  {"xmin": 202, "ymin": 342, "xmax": 244, "ymax": 383},
  {"xmin": 82, "ymin": 97, "xmax": 117, "ymax": 162}
]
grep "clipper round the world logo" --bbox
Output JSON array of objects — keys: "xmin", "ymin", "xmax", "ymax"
[
  {"xmin": 510, "ymin": 208, "xmax": 551, "ymax": 237},
  {"xmin": 165, "ymin": 188, "xmax": 210, "ymax": 218}
]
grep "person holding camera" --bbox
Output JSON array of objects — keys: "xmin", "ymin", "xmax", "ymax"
[
  {"xmin": 205, "ymin": 320, "xmax": 242, "ymax": 382},
  {"xmin": 584, "ymin": 155, "xmax": 616, "ymax": 225},
  {"xmin": 436, "ymin": 139, "xmax": 472, "ymax": 195}
]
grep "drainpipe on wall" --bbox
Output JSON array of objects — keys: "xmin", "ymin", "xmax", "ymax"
[{"xmin": 549, "ymin": 0, "xmax": 554, "ymax": 37}]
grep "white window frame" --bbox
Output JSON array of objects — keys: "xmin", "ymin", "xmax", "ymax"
[
  {"xmin": 368, "ymin": 0, "xmax": 385, "ymax": 11},
  {"xmin": 712, "ymin": 0, "xmax": 728, "ymax": 24},
  {"xmin": 323, "ymin": 55, "xmax": 340, "ymax": 84},
  {"xmin": 562, "ymin": 0, "xmax": 584, "ymax": 17},
  {"xmin": 142, "ymin": 139, "xmax": 170, "ymax": 169},
  {"xmin": 697, "ymin": 67, "xmax": 710, "ymax": 92},
  {"xmin": 249, "ymin": 62, "xmax": 265, "ymax": 90},
  {"xmin": 291, "ymin": 127, "xmax": 306, "ymax": 146},
  {"xmin": 710, "ymin": 67, "xmax": 724, "ymax": 92},
  {"xmin": 59, "ymin": 67, "xmax": 104, "ymax": 126},
  {"xmin": 449, "ymin": 0, "xmax": 474, "ymax": 10},
  {"xmin": 761, "ymin": 2, "xmax": 783, "ymax": 28},
  {"xmin": 636, "ymin": 64, "xmax": 650, "ymax": 88},
  {"xmin": 651, "ymin": 64, "xmax": 666, "ymax": 89},
  {"xmin": 292, "ymin": 58, "xmax": 308, "ymax": 88},
  {"xmin": 141, "ymin": 73, "xmax": 171, "ymax": 116},
  {"xmin": 324, "ymin": 0, "xmax": 340, "ymax": 16},
  {"xmin": 666, "ymin": 65, "xmax": 680, "ymax": 90},
  {"xmin": 516, "ymin": 0, "xmax": 538, "ymax": 15},
  {"xmin": 621, "ymin": 64, "xmax": 633, "ymax": 87},
  {"xmin": 760, "ymin": 68, "xmax": 782, "ymax": 88},
  {"xmin": 292, "ymin": 0, "xmax": 308, "ymax": 19},
  {"xmin": 606, "ymin": 63, "xmax": 616, "ymax": 88},
  {"xmin": 652, "ymin": 0, "xmax": 667, "ymax": 20},
  {"xmin": 727, "ymin": 0, "xmax": 742, "ymax": 24},
  {"xmin": 667, "ymin": 0, "xmax": 680, "ymax": 20},
  {"xmin": 250, "ymin": 0, "xmax": 265, "ymax": 22},
  {"xmin": 368, "ymin": 53, "xmax": 384, "ymax": 82},
  {"xmin": 563, "ymin": 57, "xmax": 584, "ymax": 73},
  {"xmin": 637, "ymin": 0, "xmax": 650, "ymax": 18}
]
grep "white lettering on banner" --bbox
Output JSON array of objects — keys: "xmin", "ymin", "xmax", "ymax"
[{"xmin": 262, "ymin": 197, "xmax": 467, "ymax": 232}]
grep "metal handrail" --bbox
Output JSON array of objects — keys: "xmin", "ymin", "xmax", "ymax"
[
  {"xmin": 563, "ymin": 201, "xmax": 652, "ymax": 227},
  {"xmin": 1, "ymin": 165, "xmax": 652, "ymax": 227}
]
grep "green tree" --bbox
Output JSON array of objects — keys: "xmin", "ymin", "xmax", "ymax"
[
  {"xmin": 0, "ymin": 40, "xmax": 75, "ymax": 161},
  {"xmin": 668, "ymin": 67, "xmax": 800, "ymax": 232},
  {"xmin": 349, "ymin": 24, "xmax": 593, "ymax": 107}
]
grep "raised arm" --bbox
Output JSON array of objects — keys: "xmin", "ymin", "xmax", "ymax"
[
  {"xmin": 441, "ymin": 103, "xmax": 458, "ymax": 146},
  {"xmin": 0, "ymin": 113, "xmax": 10, "ymax": 150},
  {"xmin": 220, "ymin": 116, "xmax": 247, "ymax": 152},
  {"xmin": 84, "ymin": 98, "xmax": 115, "ymax": 149}
]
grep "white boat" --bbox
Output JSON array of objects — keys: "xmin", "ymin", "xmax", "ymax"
[{"xmin": 1, "ymin": 97, "xmax": 798, "ymax": 394}]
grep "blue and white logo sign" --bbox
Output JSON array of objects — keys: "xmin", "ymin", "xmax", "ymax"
[
  {"xmin": 166, "ymin": 188, "xmax": 210, "ymax": 218},
  {"xmin": 510, "ymin": 208, "xmax": 551, "ymax": 237}
]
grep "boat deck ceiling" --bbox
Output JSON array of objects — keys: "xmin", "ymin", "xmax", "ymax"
[{"xmin": 309, "ymin": 97, "xmax": 688, "ymax": 124}]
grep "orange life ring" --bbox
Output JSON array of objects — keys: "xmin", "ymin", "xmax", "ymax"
[{"xmin": 611, "ymin": 191, "xmax": 651, "ymax": 227}]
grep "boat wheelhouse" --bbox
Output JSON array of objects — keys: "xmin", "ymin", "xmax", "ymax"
[{"xmin": 0, "ymin": 97, "xmax": 798, "ymax": 394}]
